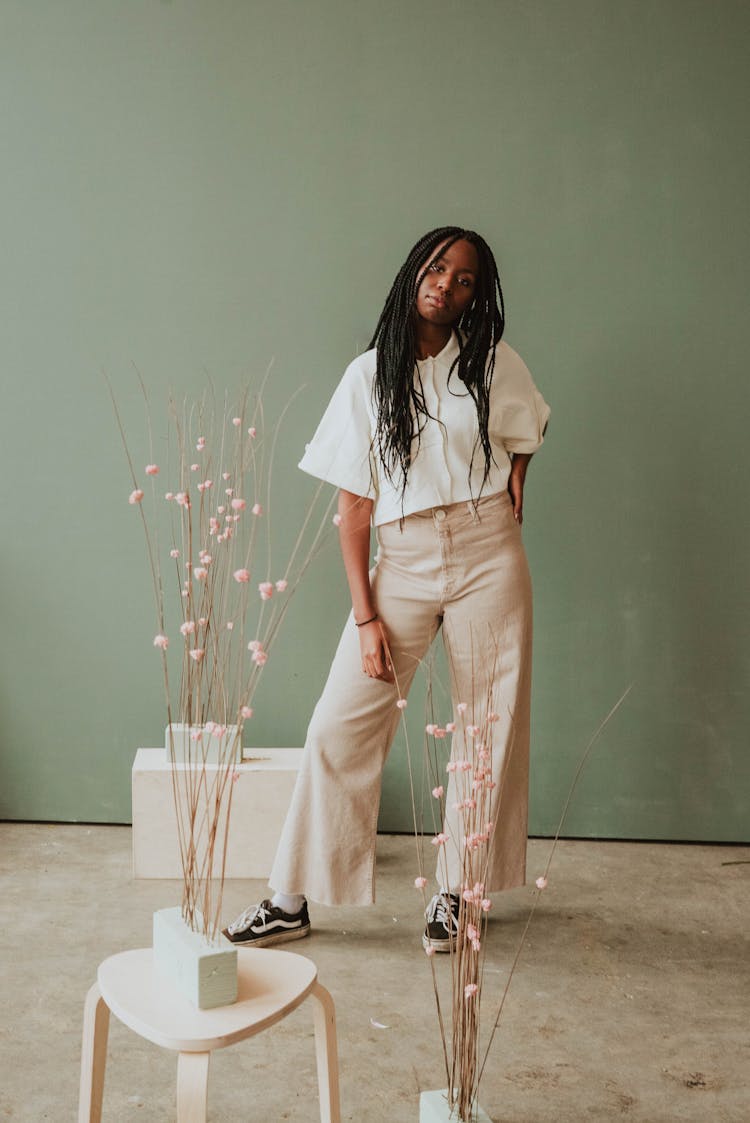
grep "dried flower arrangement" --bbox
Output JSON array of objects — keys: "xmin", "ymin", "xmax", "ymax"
[
  {"xmin": 398, "ymin": 631, "xmax": 632, "ymax": 1122},
  {"xmin": 110, "ymin": 371, "xmax": 333, "ymax": 944}
]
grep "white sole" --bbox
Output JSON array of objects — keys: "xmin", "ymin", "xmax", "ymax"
[{"xmin": 226, "ymin": 924, "xmax": 311, "ymax": 949}]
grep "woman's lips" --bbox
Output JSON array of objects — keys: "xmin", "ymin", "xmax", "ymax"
[{"xmin": 428, "ymin": 295, "xmax": 449, "ymax": 309}]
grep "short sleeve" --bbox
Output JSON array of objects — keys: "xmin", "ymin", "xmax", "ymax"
[
  {"xmin": 298, "ymin": 357, "xmax": 377, "ymax": 498},
  {"xmin": 492, "ymin": 343, "xmax": 551, "ymax": 455}
]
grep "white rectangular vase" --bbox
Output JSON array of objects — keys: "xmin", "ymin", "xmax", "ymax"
[
  {"xmin": 165, "ymin": 723, "xmax": 241, "ymax": 765},
  {"xmin": 153, "ymin": 906, "xmax": 238, "ymax": 1009},
  {"xmin": 420, "ymin": 1089, "xmax": 493, "ymax": 1123}
]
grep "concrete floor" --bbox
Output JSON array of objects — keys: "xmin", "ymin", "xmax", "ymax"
[{"xmin": 0, "ymin": 825, "xmax": 748, "ymax": 1122}]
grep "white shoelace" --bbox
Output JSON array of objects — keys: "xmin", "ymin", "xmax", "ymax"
[
  {"xmin": 227, "ymin": 901, "xmax": 270, "ymax": 936},
  {"xmin": 425, "ymin": 893, "xmax": 458, "ymax": 932}
]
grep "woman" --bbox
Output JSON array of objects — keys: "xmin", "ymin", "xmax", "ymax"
[{"xmin": 224, "ymin": 226, "xmax": 551, "ymax": 951}]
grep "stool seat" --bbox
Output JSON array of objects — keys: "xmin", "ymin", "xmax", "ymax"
[
  {"xmin": 80, "ymin": 946, "xmax": 340, "ymax": 1122},
  {"xmin": 98, "ymin": 947, "xmax": 318, "ymax": 1051}
]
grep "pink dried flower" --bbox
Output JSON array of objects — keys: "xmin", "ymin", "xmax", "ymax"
[
  {"xmin": 218, "ymin": 505, "xmax": 225, "ymax": 514},
  {"xmin": 459, "ymin": 760, "xmax": 472, "ymax": 772},
  {"xmin": 225, "ymin": 487, "xmax": 234, "ymax": 497},
  {"xmin": 170, "ymin": 548, "xmax": 179, "ymax": 559},
  {"xmin": 467, "ymin": 923, "xmax": 478, "ymax": 941},
  {"xmin": 196, "ymin": 437, "xmax": 206, "ymax": 451},
  {"xmin": 535, "ymin": 876, "xmax": 548, "ymax": 890},
  {"xmin": 431, "ymin": 833, "xmax": 449, "ymax": 847},
  {"xmin": 198, "ymin": 617, "xmax": 207, "ymax": 627},
  {"xmin": 189, "ymin": 729, "xmax": 202, "ymax": 742},
  {"xmin": 425, "ymin": 723, "xmax": 438, "ymax": 735},
  {"xmin": 145, "ymin": 464, "xmax": 159, "ymax": 476},
  {"xmin": 247, "ymin": 426, "xmax": 256, "ymax": 437},
  {"xmin": 248, "ymin": 640, "xmax": 263, "ymax": 652},
  {"xmin": 434, "ymin": 727, "xmax": 446, "ymax": 739},
  {"xmin": 446, "ymin": 761, "xmax": 458, "ymax": 773},
  {"xmin": 232, "ymin": 770, "xmax": 240, "ymax": 783},
  {"xmin": 488, "ymin": 711, "xmax": 500, "ymax": 723},
  {"xmin": 222, "ymin": 472, "xmax": 230, "ymax": 480},
  {"xmin": 258, "ymin": 582, "xmax": 274, "ymax": 600},
  {"xmin": 275, "ymin": 578, "xmax": 288, "ymax": 591},
  {"xmin": 175, "ymin": 492, "xmax": 190, "ymax": 507},
  {"xmin": 431, "ymin": 785, "xmax": 444, "ymax": 799},
  {"xmin": 153, "ymin": 634, "xmax": 168, "ymax": 650},
  {"xmin": 396, "ymin": 698, "xmax": 407, "ymax": 710},
  {"xmin": 232, "ymin": 417, "xmax": 241, "ymax": 426},
  {"xmin": 332, "ymin": 513, "xmax": 342, "ymax": 526},
  {"xmin": 193, "ymin": 567, "xmax": 208, "ymax": 581},
  {"xmin": 233, "ymin": 568, "xmax": 250, "ymax": 583},
  {"xmin": 190, "ymin": 463, "xmax": 199, "ymax": 472},
  {"xmin": 129, "ymin": 489, "xmax": 144, "ymax": 505},
  {"xmin": 467, "ymin": 724, "xmax": 480, "ymax": 737},
  {"xmin": 240, "ymin": 705, "xmax": 253, "ymax": 719},
  {"xmin": 204, "ymin": 721, "xmax": 216, "ymax": 734},
  {"xmin": 231, "ymin": 497, "xmax": 246, "ymax": 511},
  {"xmin": 252, "ymin": 649, "xmax": 268, "ymax": 666},
  {"xmin": 471, "ymin": 938, "xmax": 481, "ymax": 952},
  {"xmin": 226, "ymin": 621, "xmax": 234, "ymax": 630},
  {"xmin": 481, "ymin": 898, "xmax": 492, "ymax": 912},
  {"xmin": 456, "ymin": 702, "xmax": 468, "ymax": 714},
  {"xmin": 414, "ymin": 876, "xmax": 427, "ymax": 889},
  {"xmin": 180, "ymin": 621, "xmax": 196, "ymax": 636},
  {"xmin": 252, "ymin": 502, "xmax": 263, "ymax": 516},
  {"xmin": 165, "ymin": 491, "xmax": 174, "ymax": 500},
  {"xmin": 464, "ymin": 984, "xmax": 478, "ymax": 999},
  {"xmin": 189, "ymin": 648, "xmax": 205, "ymax": 662},
  {"xmin": 446, "ymin": 721, "xmax": 456, "ymax": 733},
  {"xmin": 425, "ymin": 945, "xmax": 435, "ymax": 958}
]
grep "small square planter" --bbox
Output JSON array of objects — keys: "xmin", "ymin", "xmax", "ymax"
[
  {"xmin": 153, "ymin": 906, "xmax": 237, "ymax": 1009},
  {"xmin": 165, "ymin": 723, "xmax": 241, "ymax": 765},
  {"xmin": 420, "ymin": 1089, "xmax": 493, "ymax": 1123}
]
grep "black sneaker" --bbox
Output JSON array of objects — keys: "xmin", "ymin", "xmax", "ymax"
[
  {"xmin": 423, "ymin": 891, "xmax": 460, "ymax": 952},
  {"xmin": 222, "ymin": 898, "xmax": 311, "ymax": 948}
]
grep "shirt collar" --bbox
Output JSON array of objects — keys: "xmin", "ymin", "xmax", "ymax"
[{"xmin": 415, "ymin": 329, "xmax": 461, "ymax": 369}]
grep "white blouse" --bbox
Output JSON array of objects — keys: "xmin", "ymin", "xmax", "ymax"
[{"xmin": 298, "ymin": 330, "xmax": 551, "ymax": 526}]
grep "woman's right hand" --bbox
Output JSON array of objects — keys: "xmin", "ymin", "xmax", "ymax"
[{"xmin": 358, "ymin": 619, "xmax": 394, "ymax": 682}]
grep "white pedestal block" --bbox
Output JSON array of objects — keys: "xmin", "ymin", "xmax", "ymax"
[
  {"xmin": 132, "ymin": 748, "xmax": 303, "ymax": 879},
  {"xmin": 420, "ymin": 1089, "xmax": 493, "ymax": 1123},
  {"xmin": 153, "ymin": 906, "xmax": 238, "ymax": 1009}
]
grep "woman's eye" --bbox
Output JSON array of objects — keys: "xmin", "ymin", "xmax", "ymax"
[
  {"xmin": 429, "ymin": 262, "xmax": 443, "ymax": 272},
  {"xmin": 459, "ymin": 278, "xmax": 473, "ymax": 287}
]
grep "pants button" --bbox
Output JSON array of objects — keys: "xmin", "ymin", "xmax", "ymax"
[{"xmin": 434, "ymin": 508, "xmax": 446, "ymax": 522}]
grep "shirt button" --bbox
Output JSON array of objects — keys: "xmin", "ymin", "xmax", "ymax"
[{"xmin": 434, "ymin": 508, "xmax": 446, "ymax": 522}]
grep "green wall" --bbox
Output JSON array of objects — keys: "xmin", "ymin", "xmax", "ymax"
[{"xmin": 1, "ymin": 1, "xmax": 748, "ymax": 840}]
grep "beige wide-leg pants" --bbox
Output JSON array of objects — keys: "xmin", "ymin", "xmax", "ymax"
[{"xmin": 269, "ymin": 489, "xmax": 533, "ymax": 906}]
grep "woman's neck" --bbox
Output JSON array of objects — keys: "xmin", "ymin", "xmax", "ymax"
[{"xmin": 414, "ymin": 324, "xmax": 452, "ymax": 360}]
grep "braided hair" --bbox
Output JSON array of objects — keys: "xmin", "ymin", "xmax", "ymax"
[{"xmin": 368, "ymin": 226, "xmax": 505, "ymax": 505}]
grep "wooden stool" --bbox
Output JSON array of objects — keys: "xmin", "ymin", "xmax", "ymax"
[{"xmin": 78, "ymin": 947, "xmax": 340, "ymax": 1122}]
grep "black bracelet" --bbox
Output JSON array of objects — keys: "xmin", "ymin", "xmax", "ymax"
[{"xmin": 355, "ymin": 613, "xmax": 379, "ymax": 628}]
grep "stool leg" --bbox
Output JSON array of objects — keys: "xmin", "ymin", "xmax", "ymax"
[
  {"xmin": 176, "ymin": 1051, "xmax": 211, "ymax": 1123},
  {"xmin": 78, "ymin": 982, "xmax": 110, "ymax": 1123},
  {"xmin": 310, "ymin": 981, "xmax": 341, "ymax": 1123}
]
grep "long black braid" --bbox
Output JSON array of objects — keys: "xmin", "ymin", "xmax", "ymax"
[{"xmin": 367, "ymin": 227, "xmax": 505, "ymax": 506}]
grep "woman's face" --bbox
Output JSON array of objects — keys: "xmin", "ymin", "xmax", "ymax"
[{"xmin": 414, "ymin": 237, "xmax": 479, "ymax": 328}]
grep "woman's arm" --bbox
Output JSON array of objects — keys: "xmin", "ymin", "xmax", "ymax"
[
  {"xmin": 508, "ymin": 452, "xmax": 533, "ymax": 524},
  {"xmin": 337, "ymin": 488, "xmax": 393, "ymax": 682}
]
